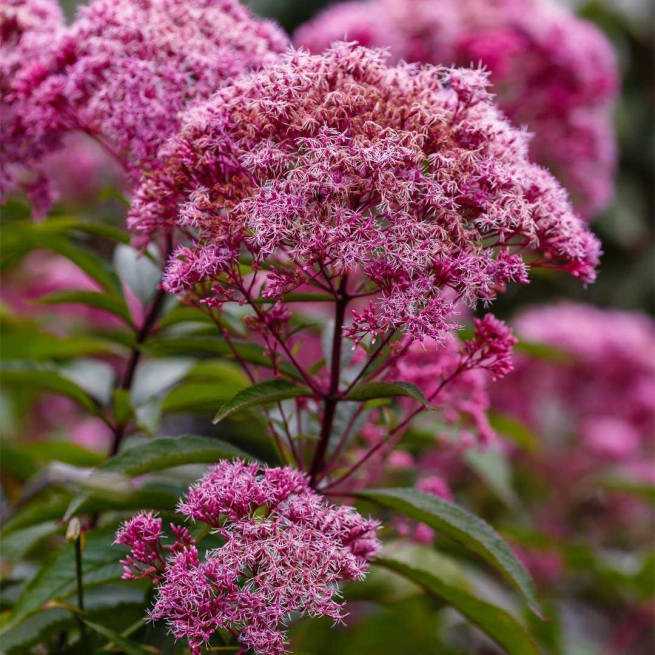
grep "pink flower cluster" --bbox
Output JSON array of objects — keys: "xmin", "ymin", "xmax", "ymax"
[
  {"xmin": 2, "ymin": 0, "xmax": 288, "ymax": 215},
  {"xmin": 386, "ymin": 315, "xmax": 516, "ymax": 445},
  {"xmin": 295, "ymin": 0, "xmax": 619, "ymax": 219},
  {"xmin": 1, "ymin": 0, "xmax": 64, "ymax": 216},
  {"xmin": 115, "ymin": 460, "xmax": 380, "ymax": 655},
  {"xmin": 491, "ymin": 302, "xmax": 655, "ymax": 535},
  {"xmin": 131, "ymin": 43, "xmax": 600, "ymax": 343}
]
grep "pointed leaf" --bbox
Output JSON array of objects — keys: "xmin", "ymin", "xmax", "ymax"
[
  {"xmin": 38, "ymin": 290, "xmax": 134, "ymax": 326},
  {"xmin": 1, "ymin": 527, "xmax": 122, "ymax": 633},
  {"xmin": 358, "ymin": 488, "xmax": 542, "ymax": 617},
  {"xmin": 376, "ymin": 557, "xmax": 542, "ymax": 655},
  {"xmin": 345, "ymin": 381, "xmax": 431, "ymax": 406},
  {"xmin": 100, "ymin": 435, "xmax": 253, "ymax": 477},
  {"xmin": 213, "ymin": 380, "xmax": 311, "ymax": 424},
  {"xmin": 1, "ymin": 362, "xmax": 100, "ymax": 413}
]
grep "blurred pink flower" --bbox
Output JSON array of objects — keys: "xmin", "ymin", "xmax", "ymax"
[
  {"xmin": 2, "ymin": 0, "xmax": 288, "ymax": 216},
  {"xmin": 492, "ymin": 302, "xmax": 655, "ymax": 538},
  {"xmin": 295, "ymin": 0, "xmax": 619, "ymax": 219}
]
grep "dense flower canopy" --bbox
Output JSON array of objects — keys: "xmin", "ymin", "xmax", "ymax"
[
  {"xmin": 1, "ymin": 0, "xmax": 288, "ymax": 214},
  {"xmin": 115, "ymin": 461, "xmax": 380, "ymax": 655},
  {"xmin": 131, "ymin": 43, "xmax": 601, "ymax": 343},
  {"xmin": 295, "ymin": 0, "xmax": 619, "ymax": 219}
]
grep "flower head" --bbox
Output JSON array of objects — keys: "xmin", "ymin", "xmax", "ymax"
[
  {"xmin": 2, "ymin": 0, "xmax": 288, "ymax": 214},
  {"xmin": 115, "ymin": 460, "xmax": 381, "ymax": 655},
  {"xmin": 132, "ymin": 43, "xmax": 600, "ymax": 344},
  {"xmin": 295, "ymin": 0, "xmax": 619, "ymax": 219}
]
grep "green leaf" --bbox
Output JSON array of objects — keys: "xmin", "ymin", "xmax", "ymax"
[
  {"xmin": 376, "ymin": 557, "xmax": 542, "ymax": 655},
  {"xmin": 113, "ymin": 244, "xmax": 162, "ymax": 306},
  {"xmin": 0, "ymin": 608, "xmax": 71, "ymax": 653},
  {"xmin": 62, "ymin": 481, "xmax": 181, "ymax": 522},
  {"xmin": 156, "ymin": 304, "xmax": 213, "ymax": 329},
  {"xmin": 162, "ymin": 381, "xmax": 245, "ymax": 414},
  {"xmin": 100, "ymin": 435, "xmax": 253, "ymax": 477},
  {"xmin": 84, "ymin": 620, "xmax": 153, "ymax": 655},
  {"xmin": 146, "ymin": 336, "xmax": 300, "ymax": 377},
  {"xmin": 1, "ymin": 527, "xmax": 123, "ymax": 633},
  {"xmin": 601, "ymin": 475, "xmax": 655, "ymax": 504},
  {"xmin": 488, "ymin": 412, "xmax": 539, "ymax": 453},
  {"xmin": 465, "ymin": 447, "xmax": 519, "ymax": 508},
  {"xmin": 345, "ymin": 381, "xmax": 431, "ymax": 406},
  {"xmin": 46, "ymin": 238, "xmax": 123, "ymax": 295},
  {"xmin": 514, "ymin": 339, "xmax": 573, "ymax": 364},
  {"xmin": 0, "ymin": 443, "xmax": 37, "ymax": 480},
  {"xmin": 213, "ymin": 380, "xmax": 312, "ymax": 424},
  {"xmin": 1, "ymin": 522, "xmax": 61, "ymax": 562},
  {"xmin": 358, "ymin": 488, "xmax": 542, "ymax": 617},
  {"xmin": 21, "ymin": 441, "xmax": 105, "ymax": 467},
  {"xmin": 38, "ymin": 290, "xmax": 134, "ymax": 326},
  {"xmin": 1, "ymin": 362, "xmax": 100, "ymax": 413},
  {"xmin": 0, "ymin": 329, "xmax": 117, "ymax": 360}
]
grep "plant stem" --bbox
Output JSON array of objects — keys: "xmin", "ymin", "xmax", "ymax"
[
  {"xmin": 74, "ymin": 535, "xmax": 86, "ymax": 642},
  {"xmin": 109, "ymin": 236, "xmax": 173, "ymax": 456},
  {"xmin": 309, "ymin": 276, "xmax": 349, "ymax": 485}
]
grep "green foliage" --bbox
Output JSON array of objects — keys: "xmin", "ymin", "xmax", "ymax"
[
  {"xmin": 1, "ymin": 526, "xmax": 123, "ymax": 633},
  {"xmin": 344, "ymin": 381, "xmax": 432, "ymax": 406},
  {"xmin": 213, "ymin": 379, "xmax": 312, "ymax": 423},
  {"xmin": 99, "ymin": 435, "xmax": 254, "ymax": 476},
  {"xmin": 376, "ymin": 556, "xmax": 542, "ymax": 655},
  {"xmin": 358, "ymin": 488, "xmax": 543, "ymax": 617}
]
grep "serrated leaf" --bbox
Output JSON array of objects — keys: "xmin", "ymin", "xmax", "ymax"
[
  {"xmin": 38, "ymin": 290, "xmax": 134, "ymax": 326},
  {"xmin": 100, "ymin": 435, "xmax": 253, "ymax": 477},
  {"xmin": 213, "ymin": 380, "xmax": 312, "ymax": 424},
  {"xmin": 358, "ymin": 488, "xmax": 542, "ymax": 617},
  {"xmin": 345, "ymin": 381, "xmax": 431, "ymax": 406},
  {"xmin": 376, "ymin": 557, "xmax": 542, "ymax": 655},
  {"xmin": 1, "ymin": 527, "xmax": 123, "ymax": 633},
  {"xmin": 84, "ymin": 620, "xmax": 154, "ymax": 655},
  {"xmin": 1, "ymin": 362, "xmax": 100, "ymax": 413}
]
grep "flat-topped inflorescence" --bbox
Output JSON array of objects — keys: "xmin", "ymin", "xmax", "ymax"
[
  {"xmin": 115, "ymin": 460, "xmax": 381, "ymax": 655},
  {"xmin": 131, "ymin": 43, "xmax": 600, "ymax": 344}
]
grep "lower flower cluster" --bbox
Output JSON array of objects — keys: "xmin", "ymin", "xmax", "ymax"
[{"xmin": 115, "ymin": 460, "xmax": 381, "ymax": 655}]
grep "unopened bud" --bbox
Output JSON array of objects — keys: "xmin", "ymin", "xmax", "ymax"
[{"xmin": 66, "ymin": 517, "xmax": 81, "ymax": 543}]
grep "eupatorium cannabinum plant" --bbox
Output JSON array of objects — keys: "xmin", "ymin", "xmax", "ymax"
[{"xmin": 1, "ymin": 2, "xmax": 632, "ymax": 655}]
